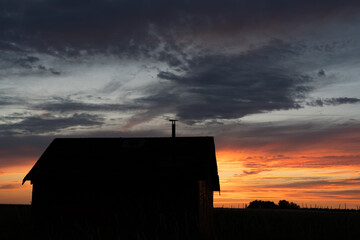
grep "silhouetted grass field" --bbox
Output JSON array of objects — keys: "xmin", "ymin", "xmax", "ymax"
[
  {"xmin": 1, "ymin": 204, "xmax": 360, "ymax": 239},
  {"xmin": 214, "ymin": 208, "xmax": 360, "ymax": 240},
  {"xmin": 0, "ymin": 204, "xmax": 32, "ymax": 240}
]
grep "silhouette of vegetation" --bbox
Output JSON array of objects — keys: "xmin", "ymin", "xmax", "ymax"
[
  {"xmin": 247, "ymin": 200, "xmax": 279, "ymax": 209},
  {"xmin": 278, "ymin": 200, "xmax": 300, "ymax": 209},
  {"xmin": 247, "ymin": 200, "xmax": 300, "ymax": 209}
]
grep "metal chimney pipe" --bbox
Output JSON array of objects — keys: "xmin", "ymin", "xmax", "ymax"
[{"xmin": 169, "ymin": 119, "xmax": 178, "ymax": 138}]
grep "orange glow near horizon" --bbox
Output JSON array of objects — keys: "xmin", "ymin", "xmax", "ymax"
[
  {"xmin": 214, "ymin": 148, "xmax": 360, "ymax": 209},
  {"xmin": 0, "ymin": 161, "xmax": 34, "ymax": 204}
]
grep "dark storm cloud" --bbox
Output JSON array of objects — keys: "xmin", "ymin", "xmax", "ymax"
[
  {"xmin": 33, "ymin": 38, "xmax": 318, "ymax": 125},
  {"xmin": 1, "ymin": 0, "xmax": 359, "ymax": 55},
  {"xmin": 307, "ymin": 97, "xmax": 360, "ymax": 107},
  {"xmin": 0, "ymin": 113, "xmax": 104, "ymax": 135},
  {"xmin": 150, "ymin": 40, "xmax": 309, "ymax": 122},
  {"xmin": 1, "ymin": 0, "xmax": 359, "ymax": 124}
]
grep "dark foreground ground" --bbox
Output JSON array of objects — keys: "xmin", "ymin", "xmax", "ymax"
[
  {"xmin": 214, "ymin": 208, "xmax": 360, "ymax": 240},
  {"xmin": 1, "ymin": 204, "xmax": 360, "ymax": 240}
]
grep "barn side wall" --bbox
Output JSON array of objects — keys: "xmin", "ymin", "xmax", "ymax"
[
  {"xmin": 31, "ymin": 178, "xmax": 202, "ymax": 239},
  {"xmin": 199, "ymin": 180, "xmax": 214, "ymax": 239}
]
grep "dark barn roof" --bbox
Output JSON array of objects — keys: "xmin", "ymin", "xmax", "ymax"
[{"xmin": 23, "ymin": 137, "xmax": 220, "ymax": 191}]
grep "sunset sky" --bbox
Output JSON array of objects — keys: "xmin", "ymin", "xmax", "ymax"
[{"xmin": 1, "ymin": 0, "xmax": 360, "ymax": 208}]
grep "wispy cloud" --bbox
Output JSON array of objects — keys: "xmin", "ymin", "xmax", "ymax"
[
  {"xmin": 0, "ymin": 113, "xmax": 104, "ymax": 135},
  {"xmin": 304, "ymin": 190, "xmax": 360, "ymax": 200},
  {"xmin": 241, "ymin": 155, "xmax": 360, "ymax": 169},
  {"xmin": 33, "ymin": 97, "xmax": 139, "ymax": 113},
  {"xmin": 307, "ymin": 97, "xmax": 360, "ymax": 107},
  {"xmin": 259, "ymin": 178, "xmax": 360, "ymax": 189},
  {"xmin": 0, "ymin": 183, "xmax": 19, "ymax": 190}
]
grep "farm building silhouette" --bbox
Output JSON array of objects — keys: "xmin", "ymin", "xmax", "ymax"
[{"xmin": 23, "ymin": 136, "xmax": 220, "ymax": 239}]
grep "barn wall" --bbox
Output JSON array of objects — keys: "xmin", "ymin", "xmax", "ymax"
[
  {"xmin": 31, "ymin": 178, "xmax": 203, "ymax": 239},
  {"xmin": 198, "ymin": 180, "xmax": 214, "ymax": 238}
]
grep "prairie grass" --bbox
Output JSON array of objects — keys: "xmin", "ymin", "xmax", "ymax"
[
  {"xmin": 213, "ymin": 208, "xmax": 360, "ymax": 240},
  {"xmin": 0, "ymin": 204, "xmax": 32, "ymax": 240}
]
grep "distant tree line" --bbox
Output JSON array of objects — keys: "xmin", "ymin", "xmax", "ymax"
[{"xmin": 247, "ymin": 200, "xmax": 300, "ymax": 209}]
